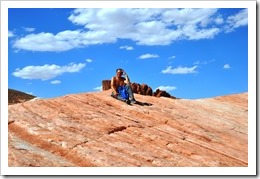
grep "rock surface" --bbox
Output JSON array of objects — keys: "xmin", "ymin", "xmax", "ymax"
[{"xmin": 8, "ymin": 90, "xmax": 248, "ymax": 167}]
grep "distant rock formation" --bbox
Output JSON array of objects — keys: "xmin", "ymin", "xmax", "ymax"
[
  {"xmin": 8, "ymin": 89, "xmax": 36, "ymax": 105},
  {"xmin": 102, "ymin": 80, "xmax": 175, "ymax": 98},
  {"xmin": 153, "ymin": 89, "xmax": 177, "ymax": 99},
  {"xmin": 102, "ymin": 80, "xmax": 111, "ymax": 91},
  {"xmin": 131, "ymin": 83, "xmax": 153, "ymax": 96}
]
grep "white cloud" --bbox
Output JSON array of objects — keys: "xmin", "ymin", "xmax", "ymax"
[
  {"xmin": 215, "ymin": 16, "xmax": 224, "ymax": 25},
  {"xmin": 225, "ymin": 9, "xmax": 248, "ymax": 33},
  {"xmin": 162, "ymin": 8, "xmax": 221, "ymax": 40},
  {"xmin": 138, "ymin": 53, "xmax": 159, "ymax": 59},
  {"xmin": 223, "ymin": 64, "xmax": 230, "ymax": 69},
  {"xmin": 194, "ymin": 59, "xmax": 215, "ymax": 65},
  {"xmin": 12, "ymin": 8, "xmax": 246, "ymax": 52},
  {"xmin": 182, "ymin": 25, "xmax": 220, "ymax": 40},
  {"xmin": 13, "ymin": 62, "xmax": 86, "ymax": 80},
  {"xmin": 13, "ymin": 30, "xmax": 116, "ymax": 52},
  {"xmin": 162, "ymin": 8, "xmax": 218, "ymax": 26},
  {"xmin": 168, "ymin": 56, "xmax": 176, "ymax": 59},
  {"xmin": 120, "ymin": 46, "xmax": 134, "ymax": 50},
  {"xmin": 93, "ymin": 86, "xmax": 102, "ymax": 91},
  {"xmin": 13, "ymin": 31, "xmax": 81, "ymax": 52},
  {"xmin": 86, "ymin": 59, "xmax": 93, "ymax": 63},
  {"xmin": 194, "ymin": 61, "xmax": 200, "ymax": 65},
  {"xmin": 26, "ymin": 92, "xmax": 33, "ymax": 95},
  {"xmin": 162, "ymin": 66, "xmax": 198, "ymax": 74},
  {"xmin": 8, "ymin": 31, "xmax": 15, "ymax": 38},
  {"xmin": 156, "ymin": 86, "xmax": 176, "ymax": 92},
  {"xmin": 51, "ymin": 80, "xmax": 61, "ymax": 84},
  {"xmin": 23, "ymin": 27, "xmax": 36, "ymax": 32}
]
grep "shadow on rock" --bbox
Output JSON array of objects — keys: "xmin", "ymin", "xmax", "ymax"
[{"xmin": 135, "ymin": 101, "xmax": 153, "ymax": 106}]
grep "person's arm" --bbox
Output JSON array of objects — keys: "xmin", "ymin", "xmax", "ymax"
[
  {"xmin": 111, "ymin": 77, "xmax": 118, "ymax": 95},
  {"xmin": 123, "ymin": 70, "xmax": 130, "ymax": 84}
]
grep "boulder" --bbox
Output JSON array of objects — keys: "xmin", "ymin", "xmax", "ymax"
[
  {"xmin": 102, "ymin": 80, "xmax": 111, "ymax": 91},
  {"xmin": 130, "ymin": 83, "xmax": 140, "ymax": 94},
  {"xmin": 146, "ymin": 87, "xmax": 153, "ymax": 96},
  {"xmin": 153, "ymin": 89, "xmax": 171, "ymax": 98}
]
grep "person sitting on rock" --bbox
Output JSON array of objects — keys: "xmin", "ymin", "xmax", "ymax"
[{"xmin": 111, "ymin": 68, "xmax": 136, "ymax": 104}]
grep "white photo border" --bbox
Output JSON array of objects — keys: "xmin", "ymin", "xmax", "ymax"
[{"xmin": 1, "ymin": 0, "xmax": 256, "ymax": 176}]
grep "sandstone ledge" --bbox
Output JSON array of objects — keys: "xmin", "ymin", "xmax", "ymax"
[{"xmin": 8, "ymin": 90, "xmax": 248, "ymax": 167}]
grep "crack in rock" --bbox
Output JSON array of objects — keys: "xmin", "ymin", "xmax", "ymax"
[{"xmin": 108, "ymin": 126, "xmax": 127, "ymax": 134}]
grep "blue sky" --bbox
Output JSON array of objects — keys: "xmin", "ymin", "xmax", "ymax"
[{"xmin": 8, "ymin": 8, "xmax": 248, "ymax": 99}]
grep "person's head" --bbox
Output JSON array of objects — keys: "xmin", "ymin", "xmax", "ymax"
[{"xmin": 116, "ymin": 68, "xmax": 124, "ymax": 77}]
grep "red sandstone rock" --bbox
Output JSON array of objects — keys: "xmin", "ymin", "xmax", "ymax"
[
  {"xmin": 102, "ymin": 80, "xmax": 111, "ymax": 91},
  {"xmin": 140, "ymin": 84, "xmax": 148, "ymax": 94},
  {"xmin": 146, "ymin": 87, "xmax": 153, "ymax": 96},
  {"xmin": 130, "ymin": 83, "xmax": 139, "ymax": 93},
  {"xmin": 8, "ymin": 91, "xmax": 248, "ymax": 167},
  {"xmin": 153, "ymin": 89, "xmax": 172, "ymax": 98}
]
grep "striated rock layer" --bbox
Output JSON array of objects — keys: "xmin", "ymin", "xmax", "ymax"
[{"xmin": 8, "ymin": 90, "xmax": 248, "ymax": 167}]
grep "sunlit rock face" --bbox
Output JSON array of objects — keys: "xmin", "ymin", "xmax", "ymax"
[{"xmin": 8, "ymin": 90, "xmax": 248, "ymax": 167}]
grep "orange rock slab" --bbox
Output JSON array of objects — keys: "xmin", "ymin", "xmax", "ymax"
[{"xmin": 8, "ymin": 91, "xmax": 248, "ymax": 167}]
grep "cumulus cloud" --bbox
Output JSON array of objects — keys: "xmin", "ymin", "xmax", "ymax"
[
  {"xmin": 12, "ymin": 62, "xmax": 86, "ymax": 80},
  {"xmin": 138, "ymin": 53, "xmax": 159, "ymax": 59},
  {"xmin": 162, "ymin": 8, "xmax": 218, "ymax": 26},
  {"xmin": 194, "ymin": 59, "xmax": 215, "ymax": 65},
  {"xmin": 12, "ymin": 8, "xmax": 247, "ymax": 52},
  {"xmin": 51, "ymin": 80, "xmax": 61, "ymax": 84},
  {"xmin": 215, "ymin": 16, "xmax": 224, "ymax": 25},
  {"xmin": 223, "ymin": 64, "xmax": 230, "ymax": 69},
  {"xmin": 168, "ymin": 56, "xmax": 176, "ymax": 59},
  {"xmin": 93, "ymin": 86, "xmax": 102, "ymax": 91},
  {"xmin": 156, "ymin": 85, "xmax": 176, "ymax": 92},
  {"xmin": 162, "ymin": 66, "xmax": 198, "ymax": 74},
  {"xmin": 26, "ymin": 92, "xmax": 33, "ymax": 95},
  {"xmin": 13, "ymin": 30, "xmax": 116, "ymax": 52},
  {"xmin": 85, "ymin": 59, "xmax": 93, "ymax": 63},
  {"xmin": 23, "ymin": 27, "xmax": 36, "ymax": 32},
  {"xmin": 225, "ymin": 9, "xmax": 248, "ymax": 32},
  {"xmin": 8, "ymin": 31, "xmax": 15, "ymax": 38},
  {"xmin": 120, "ymin": 46, "xmax": 134, "ymax": 50}
]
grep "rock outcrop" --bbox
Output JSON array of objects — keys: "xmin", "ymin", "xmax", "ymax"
[
  {"xmin": 8, "ymin": 89, "xmax": 36, "ymax": 105},
  {"xmin": 8, "ymin": 90, "xmax": 248, "ymax": 167},
  {"xmin": 102, "ymin": 80, "xmax": 173, "ymax": 98},
  {"xmin": 102, "ymin": 80, "xmax": 111, "ymax": 91},
  {"xmin": 131, "ymin": 83, "xmax": 153, "ymax": 96},
  {"xmin": 153, "ymin": 88, "xmax": 175, "ymax": 98}
]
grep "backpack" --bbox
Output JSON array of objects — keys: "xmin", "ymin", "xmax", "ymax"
[{"xmin": 118, "ymin": 86, "xmax": 129, "ymax": 100}]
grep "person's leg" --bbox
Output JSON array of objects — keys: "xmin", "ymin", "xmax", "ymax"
[
  {"xmin": 111, "ymin": 92, "xmax": 131, "ymax": 103},
  {"xmin": 125, "ymin": 84, "xmax": 136, "ymax": 103}
]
